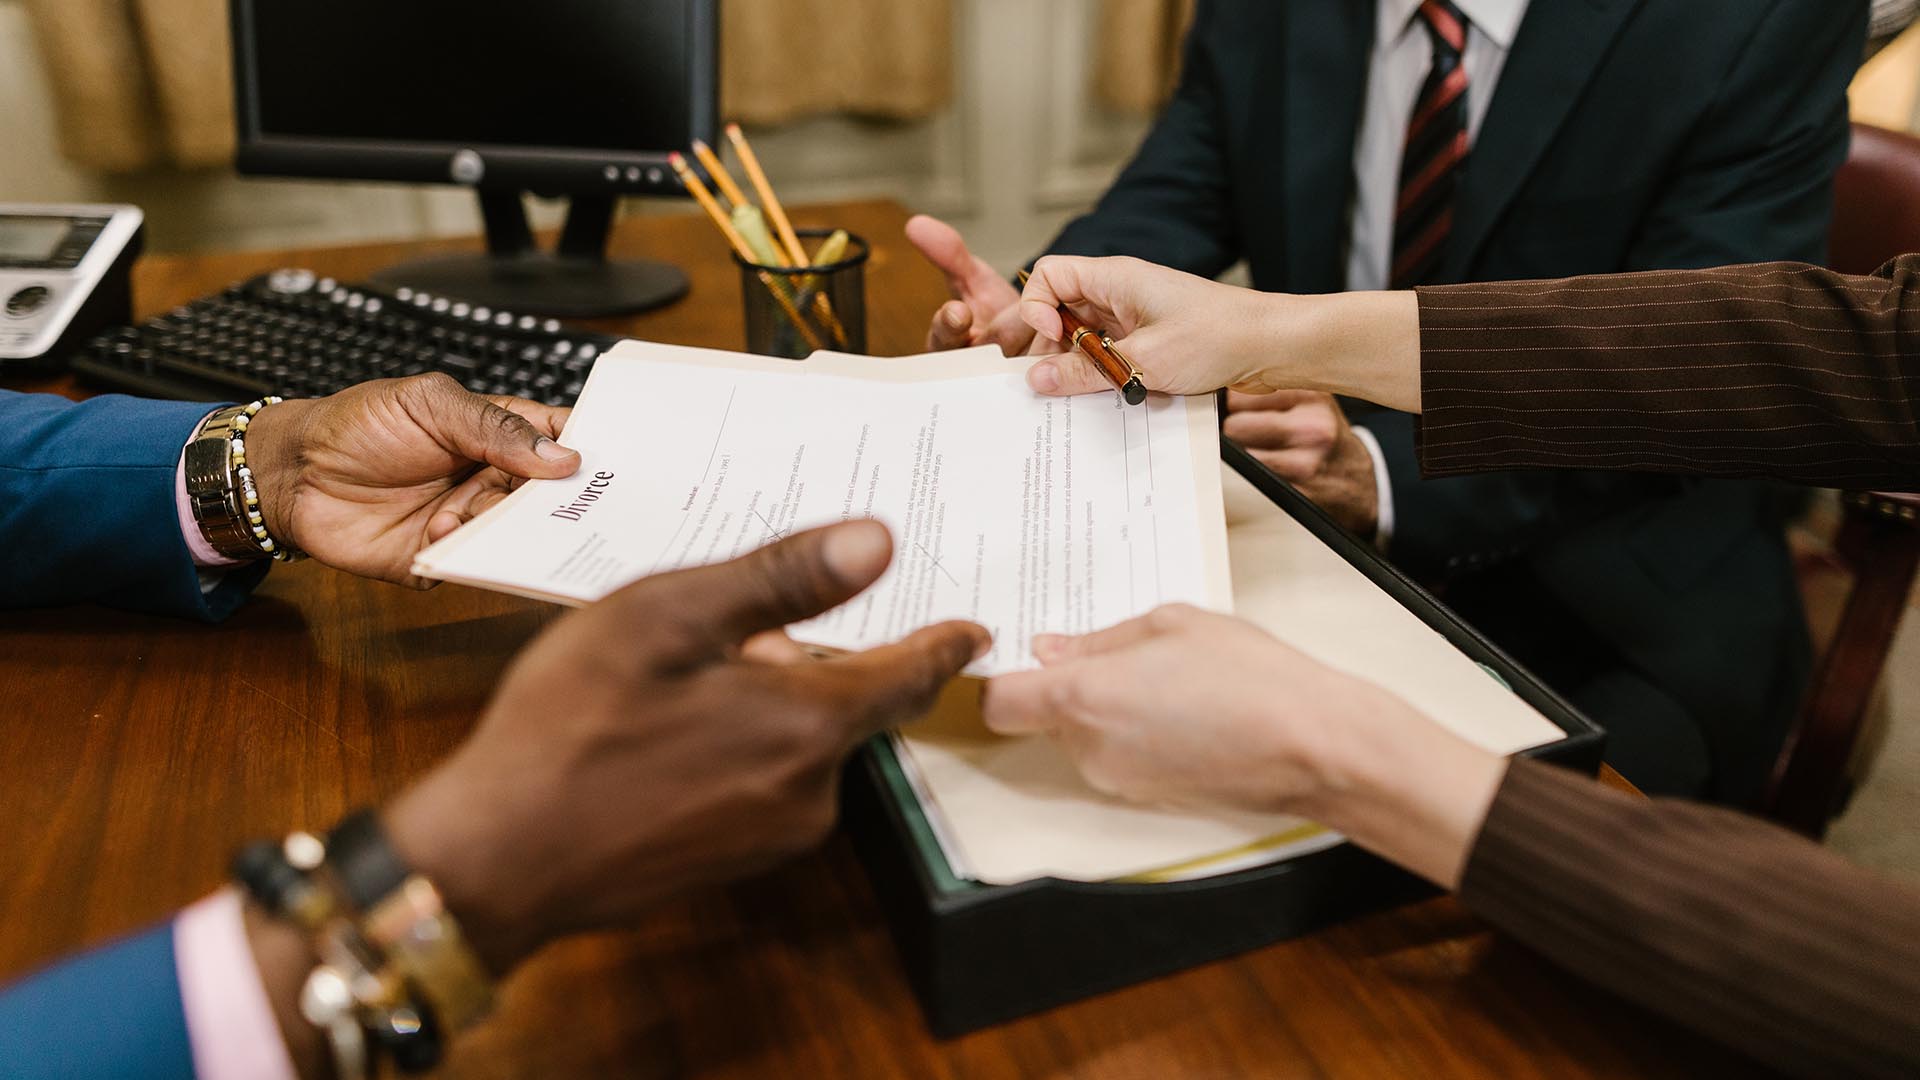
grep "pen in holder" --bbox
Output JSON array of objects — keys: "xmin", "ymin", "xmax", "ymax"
[{"xmin": 734, "ymin": 229, "xmax": 868, "ymax": 359}]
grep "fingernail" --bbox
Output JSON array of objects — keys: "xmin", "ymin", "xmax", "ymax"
[
  {"xmin": 822, "ymin": 520, "xmax": 892, "ymax": 585},
  {"xmin": 972, "ymin": 630, "xmax": 993, "ymax": 661},
  {"xmin": 945, "ymin": 305, "xmax": 967, "ymax": 329},
  {"xmin": 535, "ymin": 437, "xmax": 575, "ymax": 462},
  {"xmin": 1029, "ymin": 362, "xmax": 1060, "ymax": 393}
]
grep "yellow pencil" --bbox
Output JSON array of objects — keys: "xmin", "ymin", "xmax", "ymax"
[
  {"xmin": 725, "ymin": 123, "xmax": 809, "ymax": 267},
  {"xmin": 690, "ymin": 138, "xmax": 754, "ymax": 221},
  {"xmin": 668, "ymin": 152, "xmax": 825, "ymax": 352}
]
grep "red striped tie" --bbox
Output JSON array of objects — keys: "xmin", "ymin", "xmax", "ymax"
[{"xmin": 1391, "ymin": 0, "xmax": 1470, "ymax": 289}]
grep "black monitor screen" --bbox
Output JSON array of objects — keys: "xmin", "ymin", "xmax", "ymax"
[{"xmin": 246, "ymin": 2, "xmax": 695, "ymax": 153}]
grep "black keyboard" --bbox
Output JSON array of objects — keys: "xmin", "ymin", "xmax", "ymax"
[{"xmin": 71, "ymin": 269, "xmax": 622, "ymax": 406}]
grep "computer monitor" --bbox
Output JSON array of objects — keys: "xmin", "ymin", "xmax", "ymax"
[{"xmin": 231, "ymin": 0, "xmax": 717, "ymax": 316}]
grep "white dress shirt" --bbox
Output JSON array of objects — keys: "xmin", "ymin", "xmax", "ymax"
[{"xmin": 1346, "ymin": 0, "xmax": 1529, "ymax": 546}]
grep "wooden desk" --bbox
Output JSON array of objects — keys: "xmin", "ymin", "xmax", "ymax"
[{"xmin": 0, "ymin": 199, "xmax": 1721, "ymax": 1077}]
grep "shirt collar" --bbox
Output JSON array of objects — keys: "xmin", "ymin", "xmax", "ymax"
[{"xmin": 1380, "ymin": 0, "xmax": 1529, "ymax": 50}]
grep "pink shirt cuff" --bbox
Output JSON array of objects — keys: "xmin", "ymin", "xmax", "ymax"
[
  {"xmin": 173, "ymin": 889, "xmax": 301, "ymax": 1080},
  {"xmin": 176, "ymin": 430, "xmax": 243, "ymax": 568}
]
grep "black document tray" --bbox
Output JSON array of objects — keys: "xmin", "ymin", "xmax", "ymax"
[{"xmin": 842, "ymin": 438, "xmax": 1606, "ymax": 1037}]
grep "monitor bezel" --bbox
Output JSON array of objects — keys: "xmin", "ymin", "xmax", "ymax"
[{"xmin": 230, "ymin": 0, "xmax": 716, "ymax": 198}]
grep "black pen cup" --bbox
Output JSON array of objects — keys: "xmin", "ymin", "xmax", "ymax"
[{"xmin": 733, "ymin": 229, "xmax": 869, "ymax": 358}]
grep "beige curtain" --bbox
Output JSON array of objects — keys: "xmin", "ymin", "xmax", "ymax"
[
  {"xmin": 1094, "ymin": 0, "xmax": 1196, "ymax": 115},
  {"xmin": 21, "ymin": 0, "xmax": 956, "ymax": 174},
  {"xmin": 22, "ymin": 0, "xmax": 232, "ymax": 172},
  {"xmin": 722, "ymin": 0, "xmax": 953, "ymax": 126}
]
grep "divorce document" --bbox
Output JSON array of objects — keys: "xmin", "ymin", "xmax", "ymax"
[{"xmin": 414, "ymin": 341, "xmax": 1231, "ymax": 674}]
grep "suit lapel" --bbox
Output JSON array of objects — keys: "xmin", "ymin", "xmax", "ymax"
[
  {"xmin": 1280, "ymin": 0, "xmax": 1372, "ymax": 293},
  {"xmin": 1445, "ymin": 0, "xmax": 1640, "ymax": 278}
]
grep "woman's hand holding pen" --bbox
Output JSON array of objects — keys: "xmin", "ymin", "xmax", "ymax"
[
  {"xmin": 1017, "ymin": 256, "xmax": 1273, "ymax": 396},
  {"xmin": 1015, "ymin": 255, "xmax": 1424, "ymax": 413}
]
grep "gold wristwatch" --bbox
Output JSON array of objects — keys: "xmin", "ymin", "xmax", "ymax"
[{"xmin": 184, "ymin": 400, "xmax": 303, "ymax": 562}]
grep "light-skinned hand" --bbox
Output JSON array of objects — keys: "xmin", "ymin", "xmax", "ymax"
[
  {"xmin": 905, "ymin": 214, "xmax": 1041, "ymax": 355},
  {"xmin": 1017, "ymin": 256, "xmax": 1273, "ymax": 396},
  {"xmin": 981, "ymin": 603, "xmax": 1505, "ymax": 888},
  {"xmin": 1016, "ymin": 255, "xmax": 1424, "ymax": 412},
  {"xmin": 1224, "ymin": 390, "xmax": 1381, "ymax": 537}
]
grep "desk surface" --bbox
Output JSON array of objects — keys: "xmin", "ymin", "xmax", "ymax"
[{"xmin": 0, "ymin": 199, "xmax": 1723, "ymax": 1077}]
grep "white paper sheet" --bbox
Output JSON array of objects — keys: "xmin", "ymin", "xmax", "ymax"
[{"xmin": 414, "ymin": 341, "xmax": 1231, "ymax": 675}]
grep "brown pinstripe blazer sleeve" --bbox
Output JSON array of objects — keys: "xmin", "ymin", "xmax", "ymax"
[
  {"xmin": 1415, "ymin": 256, "xmax": 1920, "ymax": 490},
  {"xmin": 1461, "ymin": 758, "xmax": 1920, "ymax": 1077},
  {"xmin": 1416, "ymin": 260, "xmax": 1920, "ymax": 1072}
]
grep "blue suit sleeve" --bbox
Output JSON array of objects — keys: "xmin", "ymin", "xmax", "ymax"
[
  {"xmin": 0, "ymin": 392, "xmax": 267, "ymax": 620},
  {"xmin": 0, "ymin": 922, "xmax": 197, "ymax": 1080}
]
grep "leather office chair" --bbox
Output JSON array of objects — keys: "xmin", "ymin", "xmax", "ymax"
[{"xmin": 1761, "ymin": 122, "xmax": 1920, "ymax": 836}]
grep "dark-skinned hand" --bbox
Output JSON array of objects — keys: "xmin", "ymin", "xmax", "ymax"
[
  {"xmin": 243, "ymin": 373, "xmax": 581, "ymax": 587},
  {"xmin": 381, "ymin": 520, "xmax": 990, "ymax": 971}
]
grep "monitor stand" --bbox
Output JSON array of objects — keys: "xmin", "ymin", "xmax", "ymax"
[{"xmin": 370, "ymin": 190, "xmax": 689, "ymax": 318}]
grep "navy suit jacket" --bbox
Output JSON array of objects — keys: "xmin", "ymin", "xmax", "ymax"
[
  {"xmin": 1, "ymin": 391, "xmax": 265, "ymax": 619},
  {"xmin": 0, "ymin": 390, "xmax": 271, "ymax": 1077},
  {"xmin": 1043, "ymin": 0, "xmax": 1867, "ymax": 803},
  {"xmin": 0, "ymin": 924, "xmax": 196, "ymax": 1079}
]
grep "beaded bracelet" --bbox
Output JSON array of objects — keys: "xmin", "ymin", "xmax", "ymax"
[{"xmin": 229, "ymin": 397, "xmax": 305, "ymax": 563}]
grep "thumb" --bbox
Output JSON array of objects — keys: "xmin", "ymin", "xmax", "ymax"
[
  {"xmin": 809, "ymin": 619, "xmax": 992, "ymax": 746},
  {"xmin": 414, "ymin": 375, "xmax": 581, "ymax": 479},
  {"xmin": 610, "ymin": 520, "xmax": 897, "ymax": 671}
]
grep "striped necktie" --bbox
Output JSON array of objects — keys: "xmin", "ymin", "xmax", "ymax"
[{"xmin": 1391, "ymin": 0, "xmax": 1470, "ymax": 289}]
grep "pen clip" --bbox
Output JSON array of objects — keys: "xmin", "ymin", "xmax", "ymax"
[{"xmin": 1100, "ymin": 335, "xmax": 1141, "ymax": 380}]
